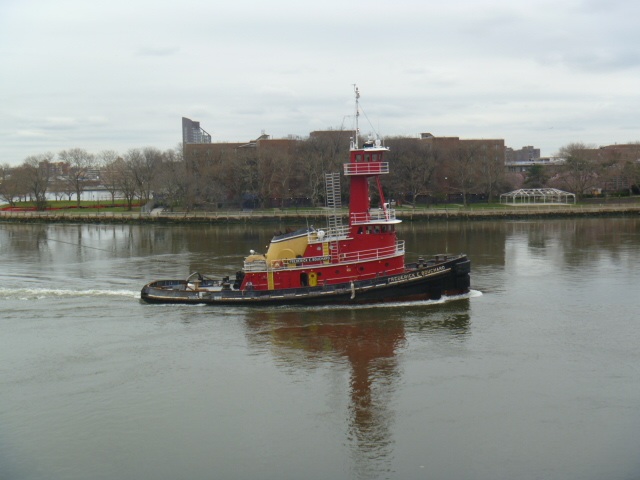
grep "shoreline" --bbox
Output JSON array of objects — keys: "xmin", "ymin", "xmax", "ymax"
[{"xmin": 2, "ymin": 204, "xmax": 640, "ymax": 224}]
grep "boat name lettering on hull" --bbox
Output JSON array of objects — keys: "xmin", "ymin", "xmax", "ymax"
[
  {"xmin": 388, "ymin": 265, "xmax": 446, "ymax": 283},
  {"xmin": 286, "ymin": 255, "xmax": 331, "ymax": 264}
]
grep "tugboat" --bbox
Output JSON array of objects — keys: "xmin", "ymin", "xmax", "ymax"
[{"xmin": 141, "ymin": 88, "xmax": 470, "ymax": 305}]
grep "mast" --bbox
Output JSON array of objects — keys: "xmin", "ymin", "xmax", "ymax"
[{"xmin": 351, "ymin": 85, "xmax": 360, "ymax": 150}]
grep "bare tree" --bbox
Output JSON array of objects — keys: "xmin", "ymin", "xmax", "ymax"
[
  {"xmin": 58, "ymin": 148, "xmax": 96, "ymax": 206},
  {"xmin": 255, "ymin": 144, "xmax": 298, "ymax": 208},
  {"xmin": 154, "ymin": 147, "xmax": 189, "ymax": 210},
  {"xmin": 107, "ymin": 157, "xmax": 137, "ymax": 210},
  {"xmin": 275, "ymin": 150, "xmax": 299, "ymax": 208},
  {"xmin": 255, "ymin": 149, "xmax": 279, "ymax": 208},
  {"xmin": 225, "ymin": 147, "xmax": 260, "ymax": 208},
  {"xmin": 556, "ymin": 142, "xmax": 600, "ymax": 199},
  {"xmin": 597, "ymin": 148, "xmax": 628, "ymax": 195},
  {"xmin": 447, "ymin": 144, "xmax": 479, "ymax": 206},
  {"xmin": 476, "ymin": 143, "xmax": 506, "ymax": 203},
  {"xmin": 182, "ymin": 145, "xmax": 229, "ymax": 210},
  {"xmin": 0, "ymin": 163, "xmax": 27, "ymax": 206},
  {"xmin": 296, "ymin": 140, "xmax": 327, "ymax": 207},
  {"xmin": 386, "ymin": 137, "xmax": 440, "ymax": 206},
  {"xmin": 125, "ymin": 149, "xmax": 146, "ymax": 203},
  {"xmin": 125, "ymin": 147, "xmax": 162, "ymax": 205},
  {"xmin": 297, "ymin": 131, "xmax": 350, "ymax": 206},
  {"xmin": 97, "ymin": 150, "xmax": 121, "ymax": 204},
  {"xmin": 23, "ymin": 153, "xmax": 54, "ymax": 210},
  {"xmin": 620, "ymin": 143, "xmax": 640, "ymax": 195},
  {"xmin": 624, "ymin": 161, "xmax": 640, "ymax": 195},
  {"xmin": 49, "ymin": 174, "xmax": 69, "ymax": 201}
]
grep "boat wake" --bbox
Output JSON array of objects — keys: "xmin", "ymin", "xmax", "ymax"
[{"xmin": 0, "ymin": 287, "xmax": 140, "ymax": 301}]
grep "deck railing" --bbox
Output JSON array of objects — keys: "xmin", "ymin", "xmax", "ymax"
[
  {"xmin": 335, "ymin": 241, "xmax": 404, "ymax": 263},
  {"xmin": 343, "ymin": 162, "xmax": 389, "ymax": 176},
  {"xmin": 244, "ymin": 241, "xmax": 405, "ymax": 272},
  {"xmin": 243, "ymin": 260, "xmax": 268, "ymax": 272},
  {"xmin": 307, "ymin": 225, "xmax": 350, "ymax": 243},
  {"xmin": 350, "ymin": 209, "xmax": 397, "ymax": 224}
]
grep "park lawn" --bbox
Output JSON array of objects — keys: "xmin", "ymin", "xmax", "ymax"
[{"xmin": 6, "ymin": 200, "xmax": 141, "ymax": 212}]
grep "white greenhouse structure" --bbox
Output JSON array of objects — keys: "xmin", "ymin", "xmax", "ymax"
[{"xmin": 500, "ymin": 188, "xmax": 576, "ymax": 205}]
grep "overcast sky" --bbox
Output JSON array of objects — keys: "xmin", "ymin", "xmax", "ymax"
[{"xmin": 2, "ymin": 0, "xmax": 639, "ymax": 165}]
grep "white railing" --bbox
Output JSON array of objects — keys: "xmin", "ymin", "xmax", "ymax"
[
  {"xmin": 243, "ymin": 241, "xmax": 404, "ymax": 272},
  {"xmin": 350, "ymin": 209, "xmax": 397, "ymax": 224},
  {"xmin": 343, "ymin": 162, "xmax": 389, "ymax": 176},
  {"xmin": 307, "ymin": 225, "xmax": 350, "ymax": 243},
  {"xmin": 335, "ymin": 241, "xmax": 404, "ymax": 264},
  {"xmin": 243, "ymin": 260, "xmax": 267, "ymax": 272}
]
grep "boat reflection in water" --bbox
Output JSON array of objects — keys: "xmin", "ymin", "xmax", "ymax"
[{"xmin": 242, "ymin": 299, "xmax": 470, "ymax": 476}]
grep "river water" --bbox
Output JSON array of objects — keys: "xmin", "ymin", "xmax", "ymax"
[{"xmin": 1, "ymin": 218, "xmax": 639, "ymax": 480}]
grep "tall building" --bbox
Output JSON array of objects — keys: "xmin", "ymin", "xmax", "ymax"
[{"xmin": 182, "ymin": 117, "xmax": 212, "ymax": 144}]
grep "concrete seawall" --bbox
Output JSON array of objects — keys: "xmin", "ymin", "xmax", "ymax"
[{"xmin": 2, "ymin": 204, "xmax": 640, "ymax": 225}]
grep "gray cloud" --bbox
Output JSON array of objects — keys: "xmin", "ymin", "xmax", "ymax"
[{"xmin": 1, "ymin": 0, "xmax": 639, "ymax": 163}]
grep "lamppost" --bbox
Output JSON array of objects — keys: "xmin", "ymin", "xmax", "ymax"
[{"xmin": 443, "ymin": 177, "xmax": 448, "ymax": 206}]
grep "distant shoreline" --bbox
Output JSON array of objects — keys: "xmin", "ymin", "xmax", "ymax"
[{"xmin": 2, "ymin": 204, "xmax": 640, "ymax": 225}]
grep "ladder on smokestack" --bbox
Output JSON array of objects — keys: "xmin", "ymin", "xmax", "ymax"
[{"xmin": 324, "ymin": 172, "xmax": 344, "ymax": 238}]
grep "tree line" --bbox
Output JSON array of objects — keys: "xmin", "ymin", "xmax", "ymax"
[{"xmin": 2, "ymin": 138, "xmax": 639, "ymax": 211}]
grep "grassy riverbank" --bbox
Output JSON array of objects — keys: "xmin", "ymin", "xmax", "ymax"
[
  {"xmin": 0, "ymin": 200, "xmax": 141, "ymax": 213},
  {"xmin": 2, "ymin": 200, "xmax": 640, "ymax": 224}
]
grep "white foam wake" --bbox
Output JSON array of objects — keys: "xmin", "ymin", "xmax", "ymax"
[{"xmin": 0, "ymin": 287, "xmax": 140, "ymax": 300}]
